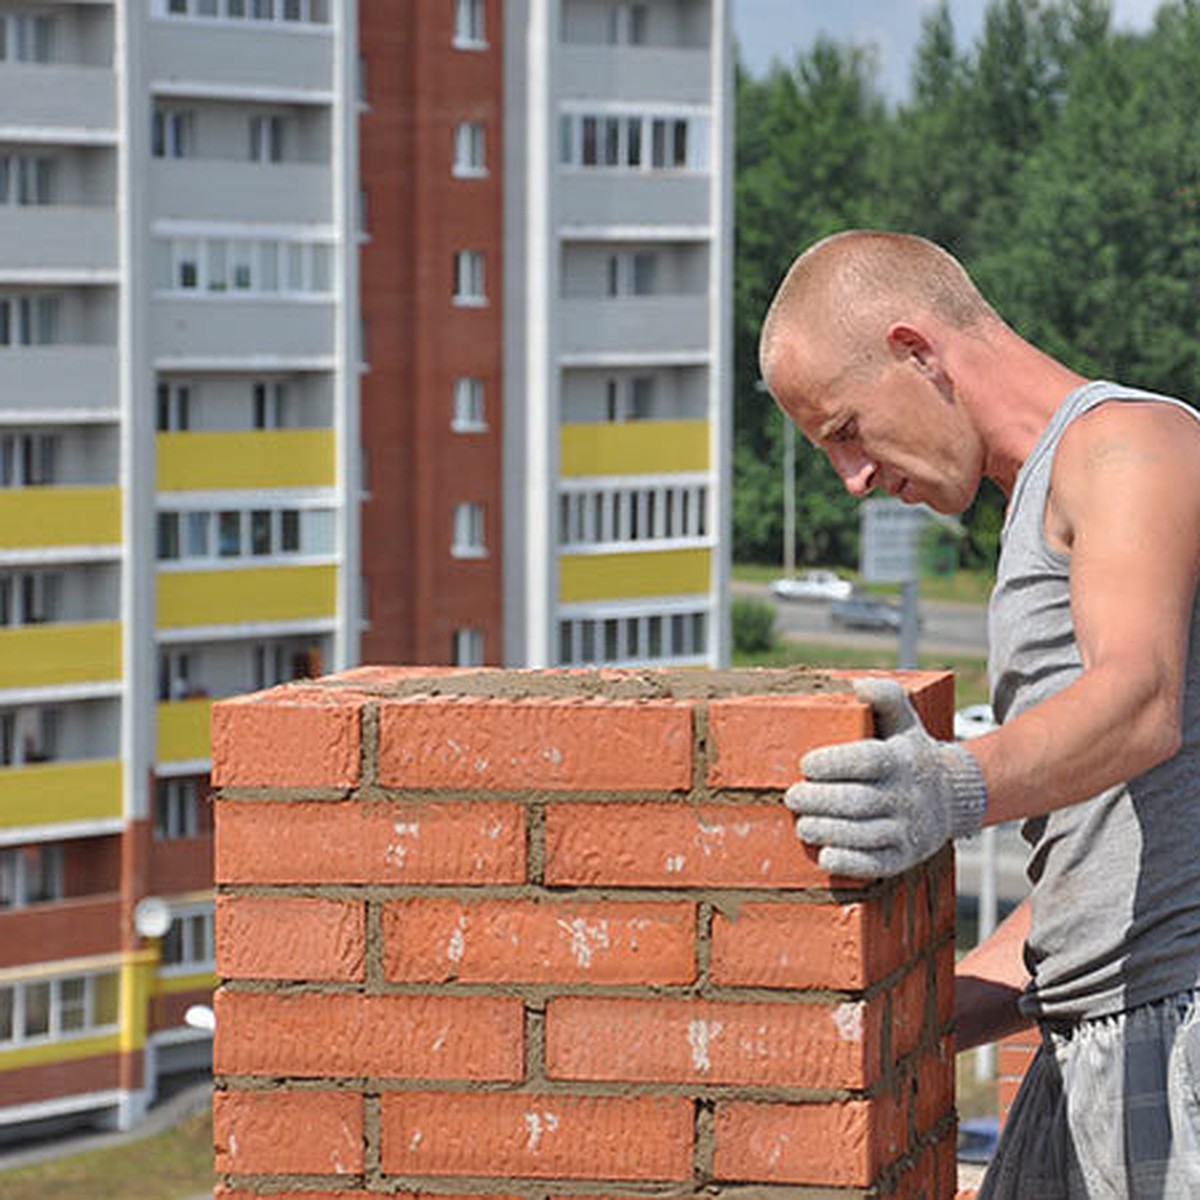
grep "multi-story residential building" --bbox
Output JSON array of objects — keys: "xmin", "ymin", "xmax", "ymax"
[
  {"xmin": 0, "ymin": 0, "xmax": 728, "ymax": 1140},
  {"xmin": 0, "ymin": 0, "xmax": 358, "ymax": 1138}
]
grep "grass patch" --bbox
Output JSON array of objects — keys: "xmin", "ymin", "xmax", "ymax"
[
  {"xmin": 0, "ymin": 1108, "xmax": 214, "ymax": 1200},
  {"xmin": 734, "ymin": 638, "xmax": 990, "ymax": 708}
]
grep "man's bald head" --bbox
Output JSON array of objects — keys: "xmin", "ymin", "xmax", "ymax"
[{"xmin": 759, "ymin": 230, "xmax": 998, "ymax": 394}]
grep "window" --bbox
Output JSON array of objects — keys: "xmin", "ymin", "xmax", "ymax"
[
  {"xmin": 0, "ymin": 14, "xmax": 55, "ymax": 63},
  {"xmin": 0, "ymin": 844, "xmax": 63, "ymax": 909},
  {"xmin": 453, "ymin": 122, "xmax": 487, "ymax": 176},
  {"xmin": 158, "ymin": 0, "xmax": 328, "ymax": 21},
  {"xmin": 0, "ymin": 296, "xmax": 59, "ymax": 347},
  {"xmin": 157, "ymin": 512, "xmax": 180, "ymax": 561},
  {"xmin": 0, "ymin": 572, "xmax": 61, "ymax": 626},
  {"xmin": 161, "ymin": 906, "xmax": 215, "ymax": 973},
  {"xmin": 607, "ymin": 2, "xmax": 648, "ymax": 44},
  {"xmin": 156, "ymin": 381, "xmax": 191, "ymax": 432},
  {"xmin": 252, "ymin": 380, "xmax": 289, "ymax": 428},
  {"xmin": 452, "ymin": 377, "xmax": 486, "ymax": 431},
  {"xmin": 559, "ymin": 110, "xmax": 709, "ymax": 172},
  {"xmin": 152, "ymin": 108, "xmax": 195, "ymax": 159},
  {"xmin": 453, "ymin": 250, "xmax": 486, "ymax": 305},
  {"xmin": 0, "ymin": 433, "xmax": 57, "ymax": 486},
  {"xmin": 155, "ymin": 777, "xmax": 210, "ymax": 840},
  {"xmin": 454, "ymin": 628, "xmax": 484, "ymax": 667},
  {"xmin": 559, "ymin": 481, "xmax": 709, "ymax": 547},
  {"xmin": 0, "ymin": 155, "xmax": 54, "ymax": 207},
  {"xmin": 0, "ymin": 972, "xmax": 118, "ymax": 1047},
  {"xmin": 156, "ymin": 238, "xmax": 334, "ymax": 297},
  {"xmin": 157, "ymin": 506, "xmax": 322, "ymax": 562},
  {"xmin": 452, "ymin": 502, "xmax": 486, "ymax": 557},
  {"xmin": 249, "ymin": 115, "xmax": 287, "ymax": 163},
  {"xmin": 558, "ymin": 607, "xmax": 708, "ymax": 666},
  {"xmin": 1, "ymin": 707, "xmax": 60, "ymax": 767},
  {"xmin": 453, "ymin": 0, "xmax": 485, "ymax": 48},
  {"xmin": 158, "ymin": 649, "xmax": 194, "ymax": 701}
]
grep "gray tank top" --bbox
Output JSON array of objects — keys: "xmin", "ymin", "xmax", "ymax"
[{"xmin": 990, "ymin": 380, "xmax": 1200, "ymax": 1021}]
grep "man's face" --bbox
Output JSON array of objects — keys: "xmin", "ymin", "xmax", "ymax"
[{"xmin": 769, "ymin": 345, "xmax": 981, "ymax": 516}]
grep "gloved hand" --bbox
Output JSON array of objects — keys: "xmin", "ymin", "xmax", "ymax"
[{"xmin": 785, "ymin": 677, "xmax": 987, "ymax": 878}]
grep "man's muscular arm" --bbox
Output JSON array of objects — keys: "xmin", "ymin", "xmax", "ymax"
[
  {"xmin": 967, "ymin": 401, "xmax": 1200, "ymax": 827},
  {"xmin": 955, "ymin": 897, "xmax": 1034, "ymax": 1051}
]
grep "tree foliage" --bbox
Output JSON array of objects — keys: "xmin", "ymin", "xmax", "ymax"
[{"xmin": 735, "ymin": 0, "xmax": 1200, "ymax": 567}]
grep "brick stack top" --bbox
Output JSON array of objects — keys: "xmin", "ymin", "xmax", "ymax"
[{"xmin": 212, "ymin": 665, "xmax": 960, "ymax": 1200}]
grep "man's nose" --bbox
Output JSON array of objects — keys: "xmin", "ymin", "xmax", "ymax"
[{"xmin": 831, "ymin": 448, "xmax": 877, "ymax": 497}]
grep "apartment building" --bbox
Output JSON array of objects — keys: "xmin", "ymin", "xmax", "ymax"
[
  {"xmin": 0, "ymin": 0, "xmax": 729, "ymax": 1139},
  {"xmin": 0, "ymin": 0, "xmax": 358, "ymax": 1136}
]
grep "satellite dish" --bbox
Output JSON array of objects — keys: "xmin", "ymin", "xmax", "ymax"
[{"xmin": 133, "ymin": 896, "xmax": 172, "ymax": 939}]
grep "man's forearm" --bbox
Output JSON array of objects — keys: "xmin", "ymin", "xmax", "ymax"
[{"xmin": 955, "ymin": 897, "xmax": 1035, "ymax": 1051}]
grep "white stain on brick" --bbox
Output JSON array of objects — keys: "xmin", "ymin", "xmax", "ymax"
[
  {"xmin": 524, "ymin": 1110, "xmax": 560, "ymax": 1152},
  {"xmin": 409, "ymin": 1129, "xmax": 423, "ymax": 1152},
  {"xmin": 543, "ymin": 746, "xmax": 564, "ymax": 766},
  {"xmin": 385, "ymin": 821, "xmax": 421, "ymax": 871},
  {"xmin": 767, "ymin": 1133, "xmax": 789, "ymax": 1168},
  {"xmin": 557, "ymin": 917, "xmax": 610, "ymax": 968},
  {"xmin": 664, "ymin": 854, "xmax": 686, "ymax": 873},
  {"xmin": 831, "ymin": 1001, "xmax": 864, "ymax": 1042},
  {"xmin": 687, "ymin": 1018, "xmax": 724, "ymax": 1072},
  {"xmin": 431, "ymin": 1023, "xmax": 450, "ymax": 1053},
  {"xmin": 446, "ymin": 916, "xmax": 467, "ymax": 964}
]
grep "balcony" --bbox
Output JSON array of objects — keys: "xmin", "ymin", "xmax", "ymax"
[
  {"xmin": 0, "ymin": 208, "xmax": 117, "ymax": 277},
  {"xmin": 151, "ymin": 160, "xmax": 332, "ymax": 226},
  {"xmin": 158, "ymin": 697, "xmax": 213, "ymax": 764},
  {"xmin": 560, "ymin": 418, "xmax": 709, "ymax": 477},
  {"xmin": 151, "ymin": 299, "xmax": 335, "ymax": 364},
  {"xmin": 147, "ymin": 20, "xmax": 334, "ymax": 97},
  {"xmin": 558, "ymin": 44, "xmax": 711, "ymax": 105},
  {"xmin": 0, "ymin": 759, "xmax": 123, "ymax": 832},
  {"xmin": 0, "ymin": 65, "xmax": 116, "ymax": 140},
  {"xmin": 0, "ymin": 487, "xmax": 121, "ymax": 551},
  {"xmin": 0, "ymin": 347, "xmax": 118, "ymax": 417},
  {"xmin": 157, "ymin": 563, "xmax": 337, "ymax": 629},
  {"xmin": 157, "ymin": 429, "xmax": 335, "ymax": 492},
  {"xmin": 0, "ymin": 894, "xmax": 123, "ymax": 970},
  {"xmin": 559, "ymin": 546, "xmax": 712, "ymax": 604},
  {"xmin": 558, "ymin": 173, "xmax": 710, "ymax": 230},
  {"xmin": 0, "ymin": 622, "xmax": 121, "ymax": 692},
  {"xmin": 558, "ymin": 295, "xmax": 709, "ymax": 362}
]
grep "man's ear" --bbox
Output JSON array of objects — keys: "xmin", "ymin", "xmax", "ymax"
[{"xmin": 886, "ymin": 322, "xmax": 940, "ymax": 378}]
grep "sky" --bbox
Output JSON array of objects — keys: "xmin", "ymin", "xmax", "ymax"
[{"xmin": 732, "ymin": 0, "xmax": 1164, "ymax": 103}]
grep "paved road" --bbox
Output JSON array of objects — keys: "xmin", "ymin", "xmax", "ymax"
[{"xmin": 734, "ymin": 579, "xmax": 989, "ymax": 658}]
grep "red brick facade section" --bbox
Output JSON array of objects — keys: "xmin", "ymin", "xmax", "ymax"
[{"xmin": 212, "ymin": 667, "xmax": 960, "ymax": 1199}]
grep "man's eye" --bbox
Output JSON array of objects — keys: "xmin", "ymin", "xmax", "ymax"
[{"xmin": 831, "ymin": 420, "xmax": 857, "ymax": 443}]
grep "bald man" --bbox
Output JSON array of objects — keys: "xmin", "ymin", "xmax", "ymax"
[{"xmin": 761, "ymin": 231, "xmax": 1200, "ymax": 1197}]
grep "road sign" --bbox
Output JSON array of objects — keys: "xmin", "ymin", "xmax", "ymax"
[{"xmin": 860, "ymin": 499, "xmax": 931, "ymax": 583}]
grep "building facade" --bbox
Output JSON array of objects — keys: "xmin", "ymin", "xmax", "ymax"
[{"xmin": 0, "ymin": 0, "xmax": 728, "ymax": 1137}]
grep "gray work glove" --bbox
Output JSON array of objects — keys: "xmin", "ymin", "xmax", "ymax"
[{"xmin": 785, "ymin": 677, "xmax": 987, "ymax": 878}]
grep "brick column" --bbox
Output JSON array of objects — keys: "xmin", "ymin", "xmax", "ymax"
[{"xmin": 211, "ymin": 666, "xmax": 960, "ymax": 1200}]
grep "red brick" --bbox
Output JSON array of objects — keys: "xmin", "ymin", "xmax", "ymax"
[
  {"xmin": 215, "ymin": 800, "xmax": 524, "ymax": 885},
  {"xmin": 706, "ymin": 692, "xmax": 871, "ymax": 789},
  {"xmin": 936, "ymin": 939, "xmax": 956, "ymax": 1029},
  {"xmin": 213, "ymin": 1090, "xmax": 363, "ymax": 1176},
  {"xmin": 713, "ymin": 1099, "xmax": 888, "ymax": 1187},
  {"xmin": 915, "ymin": 1038, "xmax": 955, "ymax": 1135},
  {"xmin": 216, "ymin": 1192, "xmax": 367, "ymax": 1200},
  {"xmin": 216, "ymin": 895, "xmax": 365, "ymax": 982},
  {"xmin": 376, "ymin": 696, "xmax": 694, "ymax": 792},
  {"xmin": 545, "ymin": 996, "xmax": 883, "ymax": 1089},
  {"xmin": 827, "ymin": 669, "xmax": 956, "ymax": 740},
  {"xmin": 380, "ymin": 1093, "xmax": 693, "ymax": 1181},
  {"xmin": 544, "ymin": 803, "xmax": 848, "ymax": 889},
  {"xmin": 383, "ymin": 898, "xmax": 695, "ymax": 985},
  {"xmin": 893, "ymin": 963, "xmax": 928, "ymax": 1063},
  {"xmin": 710, "ymin": 895, "xmax": 909, "ymax": 990},
  {"xmin": 214, "ymin": 991, "xmax": 523, "ymax": 1081},
  {"xmin": 212, "ymin": 687, "xmax": 366, "ymax": 788}
]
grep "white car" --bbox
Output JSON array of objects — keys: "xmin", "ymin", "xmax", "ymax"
[
  {"xmin": 954, "ymin": 703, "xmax": 997, "ymax": 740},
  {"xmin": 768, "ymin": 570, "xmax": 854, "ymax": 602}
]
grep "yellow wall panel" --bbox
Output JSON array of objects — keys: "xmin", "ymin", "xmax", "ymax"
[
  {"xmin": 0, "ymin": 623, "xmax": 120, "ymax": 690},
  {"xmin": 560, "ymin": 420, "xmax": 709, "ymax": 477},
  {"xmin": 0, "ymin": 760, "xmax": 123, "ymax": 830},
  {"xmin": 157, "ymin": 429, "xmax": 335, "ymax": 491},
  {"xmin": 157, "ymin": 564, "xmax": 336, "ymax": 628},
  {"xmin": 0, "ymin": 488, "xmax": 120, "ymax": 549},
  {"xmin": 157, "ymin": 699, "xmax": 213, "ymax": 764},
  {"xmin": 0, "ymin": 1033, "xmax": 121, "ymax": 1072},
  {"xmin": 559, "ymin": 548, "xmax": 712, "ymax": 603}
]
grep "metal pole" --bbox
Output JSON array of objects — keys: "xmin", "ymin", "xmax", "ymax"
[
  {"xmin": 974, "ymin": 825, "xmax": 999, "ymax": 1081},
  {"xmin": 898, "ymin": 578, "xmax": 919, "ymax": 668},
  {"xmin": 783, "ymin": 412, "xmax": 795, "ymax": 577}
]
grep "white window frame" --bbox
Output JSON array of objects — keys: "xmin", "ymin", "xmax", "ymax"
[
  {"xmin": 452, "ymin": 0, "xmax": 486, "ymax": 49},
  {"xmin": 155, "ymin": 505, "xmax": 321, "ymax": 564},
  {"xmin": 0, "ymin": 971, "xmax": 120, "ymax": 1048},
  {"xmin": 559, "ymin": 108, "xmax": 711, "ymax": 173},
  {"xmin": 253, "ymin": 379, "xmax": 289, "ymax": 428},
  {"xmin": 157, "ymin": 238, "xmax": 334, "ymax": 298},
  {"xmin": 452, "ymin": 250, "xmax": 487, "ymax": 306},
  {"xmin": 249, "ymin": 114, "xmax": 287, "ymax": 164},
  {"xmin": 451, "ymin": 377, "xmax": 487, "ymax": 432},
  {"xmin": 0, "ymin": 571, "xmax": 62, "ymax": 626},
  {"xmin": 558, "ymin": 477, "xmax": 710, "ymax": 550},
  {"xmin": 0, "ymin": 432, "xmax": 57, "ymax": 487},
  {"xmin": 0, "ymin": 844, "xmax": 64, "ymax": 909},
  {"xmin": 0, "ymin": 14, "xmax": 55, "ymax": 63},
  {"xmin": 0, "ymin": 295, "xmax": 59, "ymax": 347},
  {"xmin": 452, "ymin": 121, "xmax": 487, "ymax": 177},
  {"xmin": 160, "ymin": 904, "xmax": 215, "ymax": 976},
  {"xmin": 453, "ymin": 627, "xmax": 484, "ymax": 667},
  {"xmin": 557, "ymin": 603, "xmax": 710, "ymax": 667},
  {"xmin": 0, "ymin": 154, "xmax": 54, "ymax": 207},
  {"xmin": 154, "ymin": 776, "xmax": 205, "ymax": 840},
  {"xmin": 157, "ymin": 0, "xmax": 329, "ymax": 23},
  {"xmin": 156, "ymin": 380, "xmax": 191, "ymax": 432},
  {"xmin": 451, "ymin": 501, "xmax": 487, "ymax": 558},
  {"xmin": 152, "ymin": 107, "xmax": 195, "ymax": 160}
]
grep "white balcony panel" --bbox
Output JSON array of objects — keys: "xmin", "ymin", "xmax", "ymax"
[
  {"xmin": 558, "ymin": 173, "xmax": 709, "ymax": 231},
  {"xmin": 151, "ymin": 298, "xmax": 335, "ymax": 363},
  {"xmin": 559, "ymin": 296, "xmax": 709, "ymax": 360},
  {"xmin": 0, "ymin": 348, "xmax": 117, "ymax": 417},
  {"xmin": 558, "ymin": 45, "xmax": 711, "ymax": 105},
  {"xmin": 0, "ymin": 66, "xmax": 115, "ymax": 139},
  {"xmin": 150, "ymin": 160, "xmax": 332, "ymax": 225},
  {"xmin": 148, "ymin": 22, "xmax": 334, "ymax": 98},
  {"xmin": 0, "ymin": 208, "xmax": 116, "ymax": 276}
]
